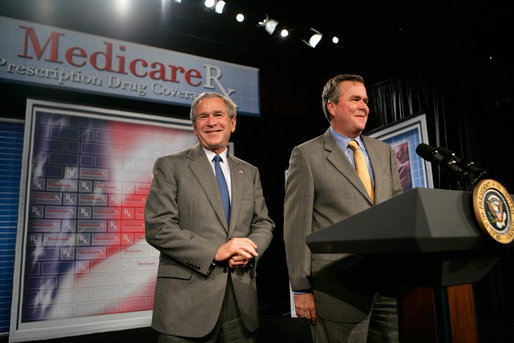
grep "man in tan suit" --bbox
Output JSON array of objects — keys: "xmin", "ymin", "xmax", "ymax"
[
  {"xmin": 284, "ymin": 74, "xmax": 402, "ymax": 343},
  {"xmin": 145, "ymin": 92, "xmax": 274, "ymax": 342}
]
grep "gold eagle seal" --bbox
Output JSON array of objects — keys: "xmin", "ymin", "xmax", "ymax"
[{"xmin": 473, "ymin": 179, "xmax": 514, "ymax": 244}]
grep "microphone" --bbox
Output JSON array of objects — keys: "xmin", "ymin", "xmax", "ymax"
[
  {"xmin": 435, "ymin": 146, "xmax": 485, "ymax": 175},
  {"xmin": 415, "ymin": 143, "xmax": 466, "ymax": 176}
]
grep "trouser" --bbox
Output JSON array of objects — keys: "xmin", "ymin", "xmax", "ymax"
[
  {"xmin": 312, "ymin": 293, "xmax": 399, "ymax": 343},
  {"xmin": 158, "ymin": 276, "xmax": 254, "ymax": 343}
]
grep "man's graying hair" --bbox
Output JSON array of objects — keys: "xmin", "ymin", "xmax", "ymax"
[
  {"xmin": 190, "ymin": 92, "xmax": 237, "ymax": 122},
  {"xmin": 321, "ymin": 74, "xmax": 365, "ymax": 122}
]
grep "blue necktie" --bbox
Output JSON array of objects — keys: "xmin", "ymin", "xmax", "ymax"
[{"xmin": 214, "ymin": 155, "xmax": 230, "ymax": 225}]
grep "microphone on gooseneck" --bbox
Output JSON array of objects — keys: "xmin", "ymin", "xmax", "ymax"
[
  {"xmin": 435, "ymin": 146, "xmax": 485, "ymax": 176},
  {"xmin": 415, "ymin": 143, "xmax": 466, "ymax": 177}
]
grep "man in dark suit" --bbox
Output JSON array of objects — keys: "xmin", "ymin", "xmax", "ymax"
[
  {"xmin": 284, "ymin": 74, "xmax": 402, "ymax": 342},
  {"xmin": 145, "ymin": 92, "xmax": 274, "ymax": 342}
]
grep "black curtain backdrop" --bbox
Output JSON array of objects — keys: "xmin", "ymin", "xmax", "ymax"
[
  {"xmin": 367, "ymin": 63, "xmax": 514, "ymax": 192},
  {"xmin": 365, "ymin": 63, "xmax": 514, "ymax": 321}
]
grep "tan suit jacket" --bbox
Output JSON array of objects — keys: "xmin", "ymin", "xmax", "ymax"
[
  {"xmin": 145, "ymin": 144, "xmax": 274, "ymax": 337},
  {"xmin": 284, "ymin": 129, "xmax": 402, "ymax": 322}
]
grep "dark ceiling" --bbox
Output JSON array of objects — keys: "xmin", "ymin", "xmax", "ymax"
[{"xmin": 1, "ymin": 0, "xmax": 512, "ymax": 85}]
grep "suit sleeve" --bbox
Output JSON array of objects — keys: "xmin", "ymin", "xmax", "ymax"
[
  {"xmin": 145, "ymin": 156, "xmax": 219, "ymax": 276},
  {"xmin": 246, "ymin": 168, "xmax": 275, "ymax": 263},
  {"xmin": 283, "ymin": 146, "xmax": 315, "ymax": 291}
]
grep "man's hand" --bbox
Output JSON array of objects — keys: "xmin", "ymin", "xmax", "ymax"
[
  {"xmin": 227, "ymin": 254, "xmax": 250, "ymax": 268},
  {"xmin": 294, "ymin": 292, "xmax": 317, "ymax": 324},
  {"xmin": 215, "ymin": 238, "xmax": 258, "ymax": 265}
]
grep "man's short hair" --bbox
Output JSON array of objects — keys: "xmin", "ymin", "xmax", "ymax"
[
  {"xmin": 190, "ymin": 92, "xmax": 237, "ymax": 123},
  {"xmin": 321, "ymin": 74, "xmax": 365, "ymax": 122}
]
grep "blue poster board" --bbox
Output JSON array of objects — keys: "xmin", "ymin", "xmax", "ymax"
[{"xmin": 0, "ymin": 119, "xmax": 24, "ymax": 334}]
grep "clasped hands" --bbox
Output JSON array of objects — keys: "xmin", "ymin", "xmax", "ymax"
[{"xmin": 214, "ymin": 237, "xmax": 257, "ymax": 268}]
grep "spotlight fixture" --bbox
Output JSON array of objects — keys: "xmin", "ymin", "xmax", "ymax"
[
  {"xmin": 332, "ymin": 36, "xmax": 339, "ymax": 44},
  {"xmin": 302, "ymin": 28, "xmax": 323, "ymax": 48},
  {"xmin": 214, "ymin": 0, "xmax": 225, "ymax": 14},
  {"xmin": 280, "ymin": 28, "xmax": 289, "ymax": 38},
  {"xmin": 236, "ymin": 13, "xmax": 245, "ymax": 22},
  {"xmin": 258, "ymin": 14, "xmax": 278, "ymax": 35},
  {"xmin": 204, "ymin": 0, "xmax": 215, "ymax": 9}
]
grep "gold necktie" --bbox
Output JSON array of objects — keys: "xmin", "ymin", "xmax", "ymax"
[{"xmin": 348, "ymin": 140, "xmax": 375, "ymax": 203}]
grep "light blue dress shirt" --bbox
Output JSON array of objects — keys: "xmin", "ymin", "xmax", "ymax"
[{"xmin": 329, "ymin": 126, "xmax": 375, "ymax": 185}]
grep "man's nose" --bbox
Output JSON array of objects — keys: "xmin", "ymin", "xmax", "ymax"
[{"xmin": 207, "ymin": 115, "xmax": 216, "ymax": 125}]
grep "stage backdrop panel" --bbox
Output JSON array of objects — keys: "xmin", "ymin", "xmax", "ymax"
[
  {"xmin": 0, "ymin": 119, "xmax": 24, "ymax": 336},
  {"xmin": 10, "ymin": 100, "xmax": 197, "ymax": 342}
]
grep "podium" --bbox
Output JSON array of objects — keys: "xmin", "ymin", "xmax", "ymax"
[{"xmin": 306, "ymin": 188, "xmax": 511, "ymax": 343}]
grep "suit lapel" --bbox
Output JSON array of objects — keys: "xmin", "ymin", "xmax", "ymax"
[
  {"xmin": 323, "ymin": 129, "xmax": 373, "ymax": 204},
  {"xmin": 188, "ymin": 145, "xmax": 229, "ymax": 232}
]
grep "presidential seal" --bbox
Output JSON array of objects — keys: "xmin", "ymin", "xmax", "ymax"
[{"xmin": 473, "ymin": 179, "xmax": 514, "ymax": 244}]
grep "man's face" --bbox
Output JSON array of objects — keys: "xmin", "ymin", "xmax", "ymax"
[
  {"xmin": 193, "ymin": 97, "xmax": 236, "ymax": 154},
  {"xmin": 327, "ymin": 81, "xmax": 369, "ymax": 138}
]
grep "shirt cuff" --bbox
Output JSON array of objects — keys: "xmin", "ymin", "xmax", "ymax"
[{"xmin": 293, "ymin": 289, "xmax": 312, "ymax": 295}]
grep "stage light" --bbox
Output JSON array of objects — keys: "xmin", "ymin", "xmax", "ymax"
[
  {"xmin": 174, "ymin": 0, "xmax": 181, "ymax": 3},
  {"xmin": 115, "ymin": 0, "xmax": 130, "ymax": 14},
  {"xmin": 236, "ymin": 13, "xmax": 245, "ymax": 22},
  {"xmin": 204, "ymin": 0, "xmax": 215, "ymax": 9},
  {"xmin": 258, "ymin": 14, "xmax": 278, "ymax": 35},
  {"xmin": 265, "ymin": 20, "xmax": 278, "ymax": 35},
  {"xmin": 280, "ymin": 29, "xmax": 289, "ymax": 38},
  {"xmin": 160, "ymin": 0, "xmax": 172, "ymax": 22},
  {"xmin": 215, "ymin": 0, "xmax": 225, "ymax": 14},
  {"xmin": 332, "ymin": 36, "xmax": 339, "ymax": 44},
  {"xmin": 161, "ymin": 0, "xmax": 171, "ymax": 11},
  {"xmin": 302, "ymin": 28, "xmax": 322, "ymax": 48}
]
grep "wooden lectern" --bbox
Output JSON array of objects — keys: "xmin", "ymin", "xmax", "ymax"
[{"xmin": 306, "ymin": 188, "xmax": 510, "ymax": 343}]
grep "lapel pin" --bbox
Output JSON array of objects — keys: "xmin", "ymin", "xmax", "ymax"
[{"xmin": 239, "ymin": 170, "xmax": 244, "ymax": 174}]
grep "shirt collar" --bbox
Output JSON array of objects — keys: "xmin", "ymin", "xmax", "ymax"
[
  {"xmin": 329, "ymin": 126, "xmax": 365, "ymax": 149},
  {"xmin": 202, "ymin": 146, "xmax": 229, "ymax": 163}
]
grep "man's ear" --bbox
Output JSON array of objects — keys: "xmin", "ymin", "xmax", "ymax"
[
  {"xmin": 327, "ymin": 101, "xmax": 336, "ymax": 116},
  {"xmin": 230, "ymin": 117, "xmax": 237, "ymax": 133}
]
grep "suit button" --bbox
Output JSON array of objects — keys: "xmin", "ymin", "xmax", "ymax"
[{"xmin": 223, "ymin": 267, "xmax": 228, "ymax": 273}]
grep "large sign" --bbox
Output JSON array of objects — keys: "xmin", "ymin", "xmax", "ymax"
[
  {"xmin": 10, "ymin": 99, "xmax": 198, "ymax": 341},
  {"xmin": 0, "ymin": 16, "xmax": 260, "ymax": 116}
]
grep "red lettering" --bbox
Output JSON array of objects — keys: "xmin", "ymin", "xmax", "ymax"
[
  {"xmin": 65, "ymin": 46, "xmax": 87, "ymax": 67},
  {"xmin": 149, "ymin": 62, "xmax": 167, "ymax": 80},
  {"xmin": 90, "ymin": 42, "xmax": 113, "ymax": 71},
  {"xmin": 185, "ymin": 69, "xmax": 201, "ymax": 86},
  {"xmin": 17, "ymin": 26, "xmax": 64, "ymax": 63},
  {"xmin": 129, "ymin": 58, "xmax": 148, "ymax": 77},
  {"xmin": 15, "ymin": 26, "xmax": 210, "ymax": 88},
  {"xmin": 168, "ymin": 65, "xmax": 184, "ymax": 83},
  {"xmin": 116, "ymin": 45, "xmax": 127, "ymax": 74}
]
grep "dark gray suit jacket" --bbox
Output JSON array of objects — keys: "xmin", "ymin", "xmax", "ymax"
[
  {"xmin": 284, "ymin": 129, "xmax": 402, "ymax": 322},
  {"xmin": 145, "ymin": 144, "xmax": 274, "ymax": 337}
]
